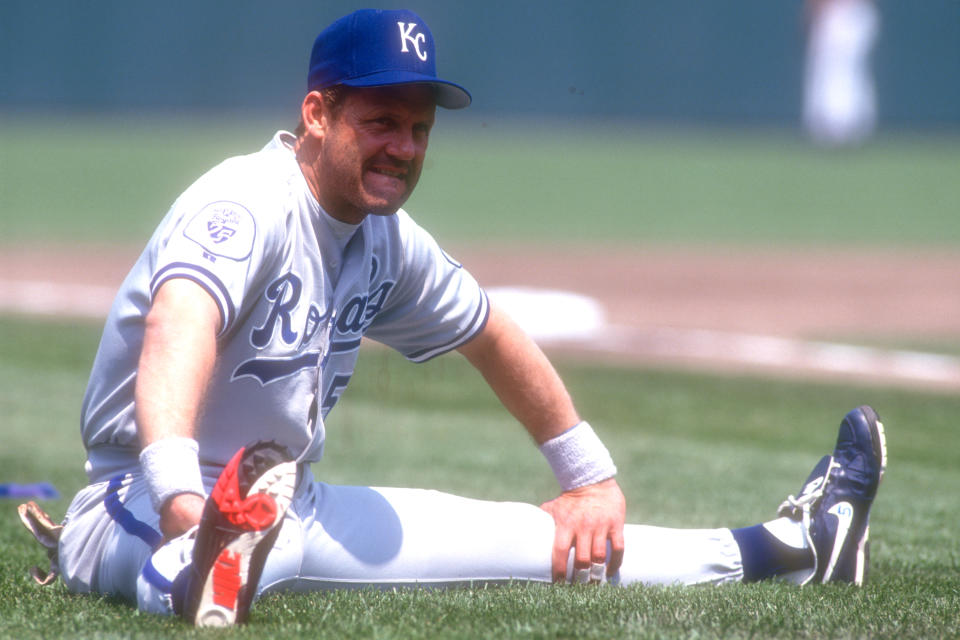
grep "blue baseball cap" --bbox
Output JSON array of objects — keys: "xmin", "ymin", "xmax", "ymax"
[{"xmin": 308, "ymin": 9, "xmax": 472, "ymax": 110}]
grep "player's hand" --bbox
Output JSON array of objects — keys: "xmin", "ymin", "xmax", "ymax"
[
  {"xmin": 539, "ymin": 477, "xmax": 626, "ymax": 583},
  {"xmin": 159, "ymin": 492, "xmax": 206, "ymax": 541}
]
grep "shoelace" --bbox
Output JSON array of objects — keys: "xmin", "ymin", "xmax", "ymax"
[
  {"xmin": 776, "ymin": 457, "xmax": 840, "ymax": 585},
  {"xmin": 777, "ymin": 457, "xmax": 840, "ymax": 519},
  {"xmin": 777, "ymin": 485, "xmax": 821, "ymax": 520}
]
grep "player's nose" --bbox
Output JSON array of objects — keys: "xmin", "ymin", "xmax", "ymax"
[{"xmin": 386, "ymin": 129, "xmax": 418, "ymax": 162}]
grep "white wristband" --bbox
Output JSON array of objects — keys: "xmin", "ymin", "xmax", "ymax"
[
  {"xmin": 139, "ymin": 437, "xmax": 206, "ymax": 512},
  {"xmin": 539, "ymin": 421, "xmax": 617, "ymax": 492}
]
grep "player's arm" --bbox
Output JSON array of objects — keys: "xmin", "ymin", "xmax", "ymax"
[
  {"xmin": 135, "ymin": 278, "xmax": 221, "ymax": 539},
  {"xmin": 457, "ymin": 304, "xmax": 626, "ymax": 582}
]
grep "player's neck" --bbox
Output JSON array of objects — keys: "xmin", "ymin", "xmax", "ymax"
[{"xmin": 295, "ymin": 140, "xmax": 367, "ymax": 225}]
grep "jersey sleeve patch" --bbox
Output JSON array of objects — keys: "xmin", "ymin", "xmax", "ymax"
[{"xmin": 183, "ymin": 201, "xmax": 256, "ymax": 261}]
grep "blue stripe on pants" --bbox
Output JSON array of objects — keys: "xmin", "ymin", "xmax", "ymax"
[{"xmin": 104, "ymin": 474, "xmax": 163, "ymax": 550}]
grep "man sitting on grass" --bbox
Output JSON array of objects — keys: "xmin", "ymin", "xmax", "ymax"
[{"xmin": 22, "ymin": 9, "xmax": 887, "ymax": 627}]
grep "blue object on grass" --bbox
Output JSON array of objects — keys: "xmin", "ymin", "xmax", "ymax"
[{"xmin": 0, "ymin": 482, "xmax": 60, "ymax": 500}]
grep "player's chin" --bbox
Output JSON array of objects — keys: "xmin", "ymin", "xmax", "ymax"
[
  {"xmin": 358, "ymin": 198, "xmax": 407, "ymax": 217},
  {"xmin": 361, "ymin": 183, "xmax": 414, "ymax": 215}
]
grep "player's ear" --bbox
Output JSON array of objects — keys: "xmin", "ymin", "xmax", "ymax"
[{"xmin": 300, "ymin": 91, "xmax": 326, "ymax": 139}]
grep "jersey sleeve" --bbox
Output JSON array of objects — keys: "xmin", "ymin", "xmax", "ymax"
[
  {"xmin": 148, "ymin": 162, "xmax": 283, "ymax": 337},
  {"xmin": 364, "ymin": 213, "xmax": 489, "ymax": 362}
]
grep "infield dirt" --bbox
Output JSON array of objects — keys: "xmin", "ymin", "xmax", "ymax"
[{"xmin": 2, "ymin": 243, "xmax": 958, "ymax": 388}]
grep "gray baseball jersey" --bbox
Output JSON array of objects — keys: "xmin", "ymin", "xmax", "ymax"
[{"xmin": 79, "ymin": 131, "xmax": 489, "ymax": 482}]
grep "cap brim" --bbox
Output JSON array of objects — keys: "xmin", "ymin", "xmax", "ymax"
[{"xmin": 341, "ymin": 71, "xmax": 471, "ymax": 110}]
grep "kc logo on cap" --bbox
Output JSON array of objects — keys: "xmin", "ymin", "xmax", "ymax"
[
  {"xmin": 307, "ymin": 9, "xmax": 471, "ymax": 109},
  {"xmin": 398, "ymin": 22, "xmax": 428, "ymax": 62}
]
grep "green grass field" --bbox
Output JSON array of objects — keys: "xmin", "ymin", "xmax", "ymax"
[
  {"xmin": 2, "ymin": 114, "xmax": 959, "ymax": 247},
  {"xmin": 1, "ymin": 116, "xmax": 959, "ymax": 637},
  {"xmin": 1, "ymin": 315, "xmax": 958, "ymax": 639}
]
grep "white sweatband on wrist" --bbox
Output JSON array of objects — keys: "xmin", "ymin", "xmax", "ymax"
[
  {"xmin": 139, "ymin": 437, "xmax": 206, "ymax": 512},
  {"xmin": 538, "ymin": 421, "xmax": 617, "ymax": 492}
]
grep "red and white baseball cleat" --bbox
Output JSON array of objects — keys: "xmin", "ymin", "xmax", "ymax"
[{"xmin": 177, "ymin": 442, "xmax": 297, "ymax": 626}]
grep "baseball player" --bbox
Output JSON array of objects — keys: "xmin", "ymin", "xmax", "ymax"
[{"xmin": 38, "ymin": 9, "xmax": 886, "ymax": 626}]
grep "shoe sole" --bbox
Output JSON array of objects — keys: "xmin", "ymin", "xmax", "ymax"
[
  {"xmin": 837, "ymin": 406, "xmax": 887, "ymax": 586},
  {"xmin": 193, "ymin": 460, "xmax": 297, "ymax": 627},
  {"xmin": 857, "ymin": 405, "xmax": 888, "ymax": 484}
]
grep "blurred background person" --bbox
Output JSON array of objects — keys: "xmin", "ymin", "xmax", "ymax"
[{"xmin": 803, "ymin": 0, "xmax": 880, "ymax": 146}]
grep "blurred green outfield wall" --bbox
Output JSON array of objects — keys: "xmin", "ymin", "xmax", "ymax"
[{"xmin": 0, "ymin": 0, "xmax": 957, "ymax": 127}]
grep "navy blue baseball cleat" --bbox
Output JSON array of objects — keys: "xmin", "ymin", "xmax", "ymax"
[{"xmin": 778, "ymin": 405, "xmax": 887, "ymax": 585}]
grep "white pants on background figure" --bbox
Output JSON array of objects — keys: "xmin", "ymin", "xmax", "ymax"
[{"xmin": 803, "ymin": 0, "xmax": 880, "ymax": 145}]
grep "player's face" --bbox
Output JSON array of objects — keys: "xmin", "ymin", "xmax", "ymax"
[{"xmin": 316, "ymin": 85, "xmax": 436, "ymax": 224}]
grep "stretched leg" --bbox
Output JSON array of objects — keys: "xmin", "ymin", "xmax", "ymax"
[
  {"xmin": 141, "ymin": 476, "xmax": 747, "ymax": 617},
  {"xmin": 258, "ymin": 482, "xmax": 744, "ymax": 594},
  {"xmin": 143, "ymin": 406, "xmax": 886, "ymax": 625}
]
